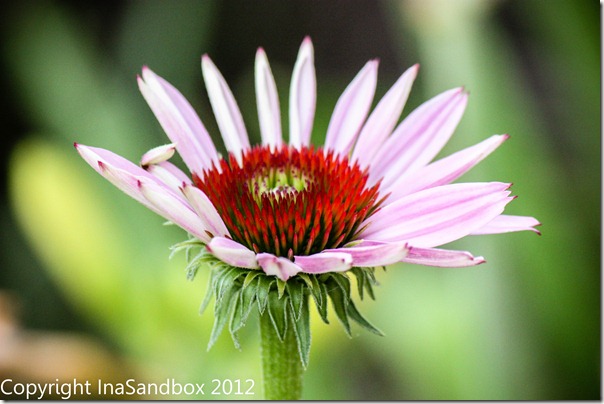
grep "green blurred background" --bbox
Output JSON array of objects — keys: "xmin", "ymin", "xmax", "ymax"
[{"xmin": 0, "ymin": 0, "xmax": 599, "ymax": 400}]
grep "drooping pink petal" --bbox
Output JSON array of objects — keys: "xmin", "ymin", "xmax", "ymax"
[
  {"xmin": 83, "ymin": 151, "xmax": 211, "ymax": 247},
  {"xmin": 289, "ymin": 37, "xmax": 316, "ymax": 148},
  {"xmin": 294, "ymin": 251, "xmax": 352, "ymax": 274},
  {"xmin": 255, "ymin": 47, "xmax": 282, "ymax": 149},
  {"xmin": 471, "ymin": 214, "xmax": 542, "ymax": 235},
  {"xmin": 140, "ymin": 143, "xmax": 176, "ymax": 167},
  {"xmin": 324, "ymin": 240, "xmax": 409, "ymax": 267},
  {"xmin": 75, "ymin": 143, "xmax": 173, "ymax": 214},
  {"xmin": 145, "ymin": 161, "xmax": 192, "ymax": 194},
  {"xmin": 201, "ymin": 55, "xmax": 250, "ymax": 162},
  {"xmin": 361, "ymin": 182, "xmax": 513, "ymax": 247},
  {"xmin": 207, "ymin": 237, "xmax": 259, "ymax": 269},
  {"xmin": 323, "ymin": 60, "xmax": 379, "ymax": 155},
  {"xmin": 138, "ymin": 68, "xmax": 219, "ymax": 174},
  {"xmin": 138, "ymin": 178, "xmax": 212, "ymax": 243},
  {"xmin": 181, "ymin": 183, "xmax": 230, "ymax": 238},
  {"xmin": 257, "ymin": 253, "xmax": 302, "ymax": 281},
  {"xmin": 402, "ymin": 246, "xmax": 485, "ymax": 267},
  {"xmin": 385, "ymin": 134, "xmax": 509, "ymax": 200},
  {"xmin": 98, "ymin": 161, "xmax": 162, "ymax": 214},
  {"xmin": 352, "ymin": 64, "xmax": 419, "ymax": 168},
  {"xmin": 369, "ymin": 88, "xmax": 468, "ymax": 187}
]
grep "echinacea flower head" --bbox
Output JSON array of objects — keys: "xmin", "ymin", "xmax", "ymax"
[{"xmin": 75, "ymin": 37, "xmax": 539, "ymax": 364}]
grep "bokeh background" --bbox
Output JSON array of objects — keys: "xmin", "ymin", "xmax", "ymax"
[{"xmin": 0, "ymin": 0, "xmax": 599, "ymax": 400}]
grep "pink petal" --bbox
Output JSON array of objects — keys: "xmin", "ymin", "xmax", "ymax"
[
  {"xmin": 324, "ymin": 240, "xmax": 409, "ymax": 267},
  {"xmin": 138, "ymin": 68, "xmax": 219, "ymax": 174},
  {"xmin": 138, "ymin": 178, "xmax": 212, "ymax": 243},
  {"xmin": 385, "ymin": 134, "xmax": 509, "ymax": 200},
  {"xmin": 369, "ymin": 88, "xmax": 468, "ymax": 187},
  {"xmin": 352, "ymin": 64, "xmax": 419, "ymax": 168},
  {"xmin": 145, "ymin": 161, "xmax": 192, "ymax": 194},
  {"xmin": 257, "ymin": 253, "xmax": 302, "ymax": 281},
  {"xmin": 294, "ymin": 251, "xmax": 352, "ymax": 274},
  {"xmin": 207, "ymin": 237, "xmax": 258, "ymax": 269},
  {"xmin": 201, "ymin": 55, "xmax": 250, "ymax": 162},
  {"xmin": 471, "ymin": 214, "xmax": 541, "ymax": 235},
  {"xmin": 361, "ymin": 182, "xmax": 513, "ymax": 247},
  {"xmin": 75, "ymin": 143, "xmax": 171, "ymax": 214},
  {"xmin": 324, "ymin": 60, "xmax": 379, "ymax": 155},
  {"xmin": 181, "ymin": 183, "xmax": 230, "ymax": 238},
  {"xmin": 402, "ymin": 246, "xmax": 485, "ymax": 267},
  {"xmin": 140, "ymin": 143, "xmax": 176, "ymax": 167},
  {"xmin": 255, "ymin": 47, "xmax": 282, "ymax": 149},
  {"xmin": 289, "ymin": 37, "xmax": 316, "ymax": 148}
]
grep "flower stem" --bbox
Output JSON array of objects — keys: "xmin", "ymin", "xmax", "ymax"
[{"xmin": 259, "ymin": 311, "xmax": 304, "ymax": 400}]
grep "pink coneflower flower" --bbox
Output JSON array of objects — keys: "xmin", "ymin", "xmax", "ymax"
[{"xmin": 75, "ymin": 37, "xmax": 539, "ymax": 282}]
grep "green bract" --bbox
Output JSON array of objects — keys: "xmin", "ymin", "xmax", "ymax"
[{"xmin": 172, "ymin": 238, "xmax": 384, "ymax": 368}]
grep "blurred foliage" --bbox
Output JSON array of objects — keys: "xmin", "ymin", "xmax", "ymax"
[{"xmin": 0, "ymin": 0, "xmax": 599, "ymax": 400}]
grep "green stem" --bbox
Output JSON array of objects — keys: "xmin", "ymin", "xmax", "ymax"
[{"xmin": 259, "ymin": 311, "xmax": 304, "ymax": 400}]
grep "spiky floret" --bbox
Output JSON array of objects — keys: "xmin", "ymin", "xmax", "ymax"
[{"xmin": 194, "ymin": 145, "xmax": 383, "ymax": 258}]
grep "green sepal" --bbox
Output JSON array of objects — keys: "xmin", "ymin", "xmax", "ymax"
[
  {"xmin": 346, "ymin": 298, "xmax": 384, "ymax": 336},
  {"xmin": 286, "ymin": 281, "xmax": 305, "ymax": 321},
  {"xmin": 228, "ymin": 290, "xmax": 243, "ymax": 350},
  {"xmin": 330, "ymin": 272, "xmax": 351, "ymax": 296},
  {"xmin": 243, "ymin": 269, "xmax": 262, "ymax": 288},
  {"xmin": 316, "ymin": 282, "xmax": 330, "ymax": 323},
  {"xmin": 326, "ymin": 277, "xmax": 351, "ymax": 337},
  {"xmin": 351, "ymin": 267, "xmax": 367, "ymax": 300},
  {"xmin": 256, "ymin": 275, "xmax": 274, "ymax": 315},
  {"xmin": 290, "ymin": 295, "xmax": 311, "ymax": 368},
  {"xmin": 199, "ymin": 268, "xmax": 215, "ymax": 315},
  {"xmin": 267, "ymin": 292, "xmax": 289, "ymax": 341},
  {"xmin": 307, "ymin": 274, "xmax": 323, "ymax": 308},
  {"xmin": 297, "ymin": 273, "xmax": 314, "ymax": 289},
  {"xmin": 276, "ymin": 278, "xmax": 286, "ymax": 299},
  {"xmin": 172, "ymin": 238, "xmax": 386, "ymax": 367},
  {"xmin": 238, "ymin": 278, "xmax": 258, "ymax": 328},
  {"xmin": 216, "ymin": 267, "xmax": 247, "ymax": 303},
  {"xmin": 208, "ymin": 284, "xmax": 238, "ymax": 351}
]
